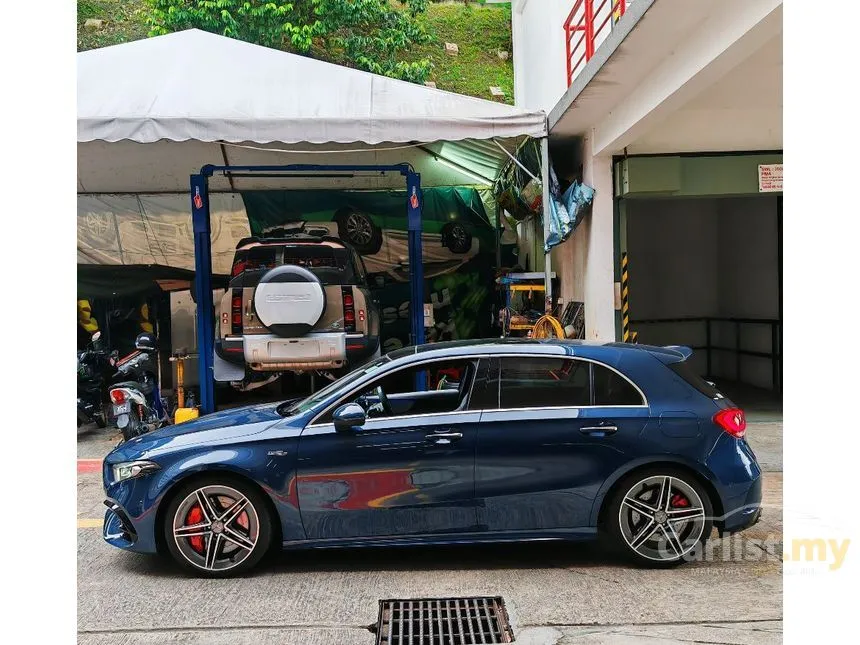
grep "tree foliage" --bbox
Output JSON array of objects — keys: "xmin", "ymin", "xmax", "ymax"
[{"xmin": 146, "ymin": 0, "xmax": 432, "ymax": 82}]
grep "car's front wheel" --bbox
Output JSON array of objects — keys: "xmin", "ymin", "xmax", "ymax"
[
  {"xmin": 164, "ymin": 477, "xmax": 273, "ymax": 577},
  {"xmin": 605, "ymin": 467, "xmax": 713, "ymax": 567}
]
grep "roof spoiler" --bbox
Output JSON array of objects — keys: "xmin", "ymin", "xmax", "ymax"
[{"xmin": 663, "ymin": 345, "xmax": 693, "ymax": 360}]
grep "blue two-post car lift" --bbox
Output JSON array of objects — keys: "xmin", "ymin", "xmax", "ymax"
[{"xmin": 190, "ymin": 163, "xmax": 425, "ymax": 415}]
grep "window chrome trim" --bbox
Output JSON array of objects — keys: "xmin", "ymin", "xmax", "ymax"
[
  {"xmin": 304, "ymin": 408, "xmax": 481, "ymax": 435},
  {"xmin": 492, "ymin": 352, "xmax": 649, "ymax": 408},
  {"xmin": 307, "ymin": 354, "xmax": 490, "ymax": 427},
  {"xmin": 487, "ymin": 404, "xmax": 648, "ymax": 414}
]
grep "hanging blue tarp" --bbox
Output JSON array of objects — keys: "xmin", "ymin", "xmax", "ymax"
[{"xmin": 544, "ymin": 166, "xmax": 595, "ymax": 253}]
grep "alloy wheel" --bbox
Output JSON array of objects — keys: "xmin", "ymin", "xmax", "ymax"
[
  {"xmin": 345, "ymin": 212, "xmax": 374, "ymax": 245},
  {"xmin": 617, "ymin": 475, "xmax": 707, "ymax": 562},
  {"xmin": 172, "ymin": 485, "xmax": 260, "ymax": 572}
]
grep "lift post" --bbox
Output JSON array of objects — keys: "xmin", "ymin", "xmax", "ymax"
[{"xmin": 190, "ymin": 163, "xmax": 424, "ymax": 415}]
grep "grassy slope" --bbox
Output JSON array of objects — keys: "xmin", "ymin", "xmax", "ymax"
[
  {"xmin": 410, "ymin": 2, "xmax": 514, "ymax": 104},
  {"xmin": 76, "ymin": 1, "xmax": 514, "ymax": 103},
  {"xmin": 78, "ymin": 1, "xmax": 149, "ymax": 51}
]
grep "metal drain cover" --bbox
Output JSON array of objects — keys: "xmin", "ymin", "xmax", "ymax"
[{"xmin": 375, "ymin": 596, "xmax": 514, "ymax": 644}]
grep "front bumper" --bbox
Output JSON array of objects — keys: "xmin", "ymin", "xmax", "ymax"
[{"xmin": 103, "ymin": 500, "xmax": 137, "ymax": 549}]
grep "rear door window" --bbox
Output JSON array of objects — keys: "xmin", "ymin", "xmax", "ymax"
[
  {"xmin": 498, "ymin": 357, "xmax": 644, "ymax": 408},
  {"xmin": 499, "ymin": 357, "xmax": 590, "ymax": 408}
]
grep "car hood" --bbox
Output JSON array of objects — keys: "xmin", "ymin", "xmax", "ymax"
[{"xmin": 106, "ymin": 402, "xmax": 286, "ymax": 463}]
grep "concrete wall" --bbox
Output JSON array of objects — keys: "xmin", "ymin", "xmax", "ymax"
[
  {"xmin": 550, "ymin": 133, "xmax": 616, "ymax": 340},
  {"xmin": 512, "ymin": 0, "xmax": 630, "ymax": 110},
  {"xmin": 626, "ymin": 196, "xmax": 779, "ymax": 388},
  {"xmin": 512, "ymin": 0, "xmax": 571, "ymax": 110}
]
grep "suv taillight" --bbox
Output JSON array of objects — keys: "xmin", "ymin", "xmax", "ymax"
[
  {"xmin": 231, "ymin": 288, "xmax": 243, "ymax": 334},
  {"xmin": 713, "ymin": 407, "xmax": 746, "ymax": 438},
  {"xmin": 342, "ymin": 287, "xmax": 356, "ymax": 332}
]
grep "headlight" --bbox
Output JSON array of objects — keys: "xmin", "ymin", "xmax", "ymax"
[{"xmin": 112, "ymin": 460, "xmax": 160, "ymax": 483}]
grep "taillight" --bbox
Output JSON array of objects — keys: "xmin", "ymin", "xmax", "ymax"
[
  {"xmin": 341, "ymin": 287, "xmax": 356, "ymax": 332},
  {"xmin": 110, "ymin": 389, "xmax": 126, "ymax": 405},
  {"xmin": 713, "ymin": 407, "xmax": 746, "ymax": 438},
  {"xmin": 231, "ymin": 260, "xmax": 246, "ymax": 277},
  {"xmin": 231, "ymin": 288, "xmax": 243, "ymax": 334}
]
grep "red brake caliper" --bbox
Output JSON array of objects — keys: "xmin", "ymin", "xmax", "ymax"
[
  {"xmin": 185, "ymin": 506, "xmax": 205, "ymax": 553},
  {"xmin": 671, "ymin": 493, "xmax": 689, "ymax": 508}
]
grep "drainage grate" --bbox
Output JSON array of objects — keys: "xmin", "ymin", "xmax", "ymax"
[{"xmin": 375, "ymin": 596, "xmax": 514, "ymax": 644}]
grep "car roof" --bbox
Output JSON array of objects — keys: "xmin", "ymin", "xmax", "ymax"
[{"xmin": 386, "ymin": 338, "xmax": 690, "ymax": 364}]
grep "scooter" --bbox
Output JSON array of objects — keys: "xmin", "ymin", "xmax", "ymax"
[
  {"xmin": 77, "ymin": 331, "xmax": 114, "ymax": 429},
  {"xmin": 108, "ymin": 332, "xmax": 168, "ymax": 442}
]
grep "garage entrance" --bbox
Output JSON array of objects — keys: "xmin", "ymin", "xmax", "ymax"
[{"xmin": 618, "ymin": 153, "xmax": 782, "ymax": 398}]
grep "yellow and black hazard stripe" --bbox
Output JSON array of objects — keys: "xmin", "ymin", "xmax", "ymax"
[{"xmin": 621, "ymin": 252, "xmax": 631, "ymax": 342}]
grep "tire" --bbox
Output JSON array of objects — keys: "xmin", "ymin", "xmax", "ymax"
[
  {"xmin": 604, "ymin": 466, "xmax": 713, "ymax": 568},
  {"xmin": 163, "ymin": 476, "xmax": 274, "ymax": 577},
  {"xmin": 253, "ymin": 265, "xmax": 326, "ymax": 337},
  {"xmin": 120, "ymin": 408, "xmax": 142, "ymax": 443},
  {"xmin": 334, "ymin": 207, "xmax": 382, "ymax": 255},
  {"xmin": 441, "ymin": 223, "xmax": 472, "ymax": 254}
]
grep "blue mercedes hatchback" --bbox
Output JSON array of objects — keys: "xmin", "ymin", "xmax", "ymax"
[{"xmin": 102, "ymin": 339, "xmax": 762, "ymax": 576}]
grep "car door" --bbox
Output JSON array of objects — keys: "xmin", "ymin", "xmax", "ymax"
[
  {"xmin": 475, "ymin": 355, "xmax": 650, "ymax": 533},
  {"xmin": 296, "ymin": 357, "xmax": 484, "ymax": 540}
]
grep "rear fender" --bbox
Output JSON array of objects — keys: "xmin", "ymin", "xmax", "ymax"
[{"xmin": 588, "ymin": 456, "xmax": 719, "ymax": 528}]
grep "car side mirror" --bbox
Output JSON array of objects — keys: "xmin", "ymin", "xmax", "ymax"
[{"xmin": 333, "ymin": 403, "xmax": 366, "ymax": 433}]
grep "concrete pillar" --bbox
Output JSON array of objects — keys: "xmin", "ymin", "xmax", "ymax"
[{"xmin": 580, "ymin": 131, "xmax": 617, "ymax": 340}]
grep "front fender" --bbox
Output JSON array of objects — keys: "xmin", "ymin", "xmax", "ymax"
[{"xmin": 105, "ymin": 438, "xmax": 304, "ymax": 554}]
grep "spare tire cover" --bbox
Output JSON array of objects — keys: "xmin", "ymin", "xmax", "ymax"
[{"xmin": 253, "ymin": 265, "xmax": 326, "ymax": 337}]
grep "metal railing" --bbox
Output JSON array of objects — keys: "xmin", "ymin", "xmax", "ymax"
[
  {"xmin": 629, "ymin": 316, "xmax": 782, "ymax": 393},
  {"xmin": 564, "ymin": 0, "xmax": 631, "ymax": 86}
]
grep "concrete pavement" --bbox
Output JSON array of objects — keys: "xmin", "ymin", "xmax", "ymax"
[{"xmin": 77, "ymin": 419, "xmax": 782, "ymax": 644}]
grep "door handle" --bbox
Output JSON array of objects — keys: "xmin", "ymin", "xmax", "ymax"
[
  {"xmin": 580, "ymin": 425, "xmax": 618, "ymax": 436},
  {"xmin": 425, "ymin": 432, "xmax": 463, "ymax": 444}
]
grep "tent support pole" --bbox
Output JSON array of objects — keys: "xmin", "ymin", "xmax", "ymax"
[
  {"xmin": 406, "ymin": 170, "xmax": 425, "ymax": 348},
  {"xmin": 190, "ymin": 173, "xmax": 216, "ymax": 415},
  {"xmin": 540, "ymin": 137, "xmax": 553, "ymax": 312}
]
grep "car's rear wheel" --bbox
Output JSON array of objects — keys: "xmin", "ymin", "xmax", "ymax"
[
  {"xmin": 164, "ymin": 478, "xmax": 273, "ymax": 577},
  {"xmin": 334, "ymin": 207, "xmax": 382, "ymax": 254},
  {"xmin": 605, "ymin": 467, "xmax": 713, "ymax": 567}
]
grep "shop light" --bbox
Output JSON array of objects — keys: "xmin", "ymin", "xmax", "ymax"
[{"xmin": 434, "ymin": 156, "xmax": 493, "ymax": 185}]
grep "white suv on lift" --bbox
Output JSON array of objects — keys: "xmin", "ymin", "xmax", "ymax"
[{"xmin": 214, "ymin": 231, "xmax": 381, "ymax": 384}]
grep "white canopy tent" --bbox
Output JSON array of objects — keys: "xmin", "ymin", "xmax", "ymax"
[{"xmin": 77, "ymin": 29, "xmax": 546, "ymax": 272}]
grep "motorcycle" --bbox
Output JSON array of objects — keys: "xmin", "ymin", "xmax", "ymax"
[
  {"xmin": 108, "ymin": 332, "xmax": 168, "ymax": 442},
  {"xmin": 77, "ymin": 331, "xmax": 114, "ymax": 429}
]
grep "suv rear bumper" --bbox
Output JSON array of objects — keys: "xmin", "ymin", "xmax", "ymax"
[
  {"xmin": 245, "ymin": 332, "xmax": 347, "ymax": 371},
  {"xmin": 217, "ymin": 332, "xmax": 379, "ymax": 372}
]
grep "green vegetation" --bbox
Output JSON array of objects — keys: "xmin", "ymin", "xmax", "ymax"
[
  {"xmin": 77, "ymin": 0, "xmax": 513, "ymax": 103},
  {"xmin": 410, "ymin": 1, "xmax": 513, "ymax": 103},
  {"xmin": 77, "ymin": 1, "xmax": 149, "ymax": 51}
]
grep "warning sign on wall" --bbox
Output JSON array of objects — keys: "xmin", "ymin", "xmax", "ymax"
[{"xmin": 758, "ymin": 164, "xmax": 783, "ymax": 193}]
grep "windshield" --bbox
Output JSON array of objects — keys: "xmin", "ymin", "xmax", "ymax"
[{"xmin": 277, "ymin": 355, "xmax": 391, "ymax": 416}]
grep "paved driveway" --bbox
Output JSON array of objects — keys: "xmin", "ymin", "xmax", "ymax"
[{"xmin": 77, "ymin": 419, "xmax": 782, "ymax": 644}]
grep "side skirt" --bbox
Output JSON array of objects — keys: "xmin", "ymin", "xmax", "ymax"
[{"xmin": 281, "ymin": 528, "xmax": 598, "ymax": 551}]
